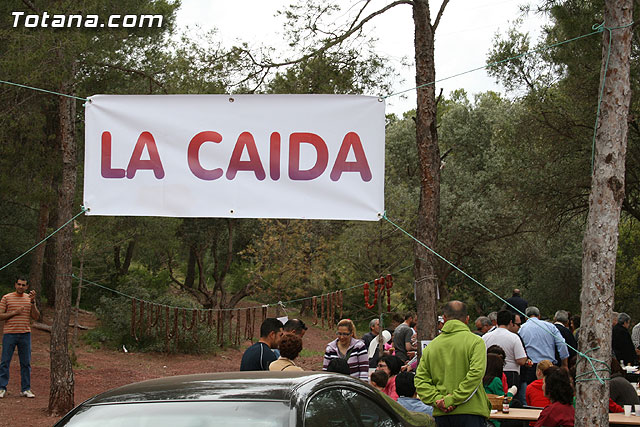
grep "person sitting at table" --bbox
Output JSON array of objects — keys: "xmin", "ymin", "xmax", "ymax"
[
  {"xmin": 565, "ymin": 365, "xmax": 624, "ymax": 414},
  {"xmin": 376, "ymin": 355, "xmax": 402, "ymax": 400},
  {"xmin": 525, "ymin": 359, "xmax": 553, "ymax": 407},
  {"xmin": 534, "ymin": 367, "xmax": 574, "ymax": 427},
  {"xmin": 484, "ymin": 353, "xmax": 518, "ymax": 397},
  {"xmin": 483, "ymin": 353, "xmax": 518, "ymax": 427},
  {"xmin": 487, "ymin": 345, "xmax": 510, "ymax": 395},
  {"xmin": 609, "ymin": 358, "xmax": 640, "ymax": 408}
]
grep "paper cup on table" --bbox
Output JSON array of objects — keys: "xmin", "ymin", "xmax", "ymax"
[
  {"xmin": 635, "ymin": 404, "xmax": 640, "ymax": 416},
  {"xmin": 624, "ymin": 405, "xmax": 632, "ymax": 416}
]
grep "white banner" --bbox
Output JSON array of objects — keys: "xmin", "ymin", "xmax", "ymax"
[{"xmin": 84, "ymin": 94, "xmax": 385, "ymax": 220}]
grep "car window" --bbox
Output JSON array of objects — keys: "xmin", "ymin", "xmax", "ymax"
[
  {"xmin": 340, "ymin": 389, "xmax": 401, "ymax": 427},
  {"xmin": 57, "ymin": 401, "xmax": 290, "ymax": 427},
  {"xmin": 304, "ymin": 388, "xmax": 359, "ymax": 427}
]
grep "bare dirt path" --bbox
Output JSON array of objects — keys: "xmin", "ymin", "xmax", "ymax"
[{"xmin": 0, "ymin": 311, "xmax": 334, "ymax": 426}]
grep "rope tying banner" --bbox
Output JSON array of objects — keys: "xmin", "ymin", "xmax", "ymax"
[{"xmin": 382, "ymin": 212, "xmax": 610, "ymax": 383}]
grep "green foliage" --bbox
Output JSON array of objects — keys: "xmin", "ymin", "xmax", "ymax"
[
  {"xmin": 299, "ymin": 348, "xmax": 325, "ymax": 358},
  {"xmin": 2, "ymin": 0, "xmax": 638, "ymax": 342},
  {"xmin": 615, "ymin": 218, "xmax": 640, "ymax": 319}
]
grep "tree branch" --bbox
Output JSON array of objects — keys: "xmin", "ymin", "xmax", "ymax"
[
  {"xmin": 432, "ymin": 0, "xmax": 450, "ymax": 31},
  {"xmin": 21, "ymin": 0, "xmax": 41, "ymax": 14},
  {"xmin": 166, "ymin": 252, "xmax": 184, "ymax": 288},
  {"xmin": 623, "ymin": 198, "xmax": 640, "ymax": 222},
  {"xmin": 92, "ymin": 61, "xmax": 168, "ymax": 93},
  {"xmin": 264, "ymin": 0, "xmax": 413, "ymax": 68}
]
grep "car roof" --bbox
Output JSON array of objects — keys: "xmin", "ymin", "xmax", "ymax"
[{"xmin": 84, "ymin": 371, "xmax": 353, "ymax": 405}]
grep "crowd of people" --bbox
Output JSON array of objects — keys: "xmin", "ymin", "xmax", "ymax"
[
  {"xmin": 233, "ymin": 288, "xmax": 640, "ymax": 427},
  {"xmin": 238, "ymin": 312, "xmax": 433, "ymax": 416},
  {"xmin": 2, "ymin": 276, "xmax": 638, "ymax": 426},
  {"xmin": 3, "ymin": 276, "xmax": 637, "ymax": 427}
]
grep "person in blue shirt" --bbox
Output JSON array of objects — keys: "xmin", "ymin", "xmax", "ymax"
[
  {"xmin": 395, "ymin": 371, "xmax": 433, "ymax": 415},
  {"xmin": 518, "ymin": 307, "xmax": 568, "ymax": 386}
]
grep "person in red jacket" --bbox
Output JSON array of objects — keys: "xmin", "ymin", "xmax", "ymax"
[
  {"xmin": 535, "ymin": 367, "xmax": 574, "ymax": 427},
  {"xmin": 525, "ymin": 359, "xmax": 553, "ymax": 407}
]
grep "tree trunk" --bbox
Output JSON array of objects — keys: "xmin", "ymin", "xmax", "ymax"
[
  {"xmin": 413, "ymin": 0, "xmax": 441, "ymax": 341},
  {"xmin": 184, "ymin": 244, "xmax": 196, "ymax": 288},
  {"xmin": 575, "ymin": 1, "xmax": 633, "ymax": 425},
  {"xmin": 43, "ymin": 207, "xmax": 58, "ymax": 304},
  {"xmin": 28, "ymin": 201, "xmax": 49, "ymax": 320},
  {"xmin": 48, "ymin": 84, "xmax": 77, "ymax": 416},
  {"xmin": 73, "ymin": 223, "xmax": 88, "ymax": 348},
  {"xmin": 120, "ymin": 239, "xmax": 135, "ymax": 275}
]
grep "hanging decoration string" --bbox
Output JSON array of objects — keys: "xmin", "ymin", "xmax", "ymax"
[
  {"xmin": 70, "ymin": 263, "xmax": 412, "ymax": 313},
  {"xmin": 382, "ymin": 212, "xmax": 609, "ymax": 384},
  {"xmin": 381, "ymin": 22, "xmax": 632, "ymax": 100},
  {"xmin": 0, "ymin": 206, "xmax": 88, "ymax": 272},
  {"xmin": 0, "ymin": 79, "xmax": 89, "ymax": 102}
]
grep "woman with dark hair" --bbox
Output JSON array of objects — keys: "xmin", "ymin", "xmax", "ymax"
[
  {"xmin": 487, "ymin": 345, "xmax": 509, "ymax": 395},
  {"xmin": 269, "ymin": 334, "xmax": 303, "ymax": 371},
  {"xmin": 609, "ymin": 358, "xmax": 640, "ymax": 407},
  {"xmin": 534, "ymin": 367, "xmax": 575, "ymax": 427},
  {"xmin": 484, "ymin": 353, "xmax": 517, "ymax": 427},
  {"xmin": 484, "ymin": 354, "xmax": 515, "ymax": 395},
  {"xmin": 377, "ymin": 355, "xmax": 402, "ymax": 400}
]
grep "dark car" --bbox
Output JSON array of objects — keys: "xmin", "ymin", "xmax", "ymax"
[{"xmin": 54, "ymin": 371, "xmax": 435, "ymax": 427}]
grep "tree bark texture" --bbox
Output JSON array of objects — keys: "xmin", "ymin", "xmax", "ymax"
[
  {"xmin": 413, "ymin": 0, "xmax": 441, "ymax": 341},
  {"xmin": 43, "ymin": 207, "xmax": 58, "ymax": 304},
  {"xmin": 48, "ymin": 85, "xmax": 77, "ymax": 416},
  {"xmin": 575, "ymin": 1, "xmax": 633, "ymax": 426}
]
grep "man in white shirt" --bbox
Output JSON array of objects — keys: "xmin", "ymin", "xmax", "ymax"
[{"xmin": 482, "ymin": 310, "xmax": 527, "ymax": 388}]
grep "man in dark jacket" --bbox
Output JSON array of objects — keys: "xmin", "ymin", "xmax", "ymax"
[
  {"xmin": 553, "ymin": 310, "xmax": 578, "ymax": 360},
  {"xmin": 612, "ymin": 313, "xmax": 638, "ymax": 366},
  {"xmin": 505, "ymin": 289, "xmax": 528, "ymax": 316}
]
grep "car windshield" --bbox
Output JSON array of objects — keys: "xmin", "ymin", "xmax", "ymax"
[{"xmin": 58, "ymin": 400, "xmax": 291, "ymax": 427}]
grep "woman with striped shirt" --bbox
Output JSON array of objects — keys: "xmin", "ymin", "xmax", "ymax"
[{"xmin": 322, "ymin": 319, "xmax": 369, "ymax": 381}]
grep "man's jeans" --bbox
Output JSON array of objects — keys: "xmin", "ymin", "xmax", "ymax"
[{"xmin": 0, "ymin": 333, "xmax": 31, "ymax": 392}]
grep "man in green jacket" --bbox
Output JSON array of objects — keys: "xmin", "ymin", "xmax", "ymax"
[{"xmin": 415, "ymin": 300, "xmax": 491, "ymax": 427}]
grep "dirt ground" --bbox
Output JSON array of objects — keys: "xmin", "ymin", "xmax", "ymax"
[{"xmin": 0, "ymin": 310, "xmax": 336, "ymax": 426}]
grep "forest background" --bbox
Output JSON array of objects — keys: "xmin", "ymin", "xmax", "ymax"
[{"xmin": 0, "ymin": 0, "xmax": 639, "ymax": 354}]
